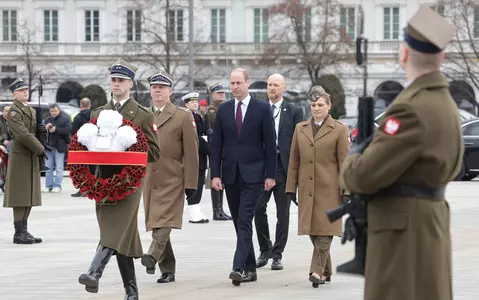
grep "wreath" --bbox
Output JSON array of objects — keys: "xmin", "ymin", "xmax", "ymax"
[{"xmin": 67, "ymin": 118, "xmax": 149, "ymax": 204}]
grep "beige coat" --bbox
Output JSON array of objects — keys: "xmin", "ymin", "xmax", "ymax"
[
  {"xmin": 91, "ymin": 98, "xmax": 161, "ymax": 257},
  {"xmin": 143, "ymin": 101, "xmax": 199, "ymax": 231},
  {"xmin": 340, "ymin": 72, "xmax": 462, "ymax": 300},
  {"xmin": 286, "ymin": 115, "xmax": 349, "ymax": 236},
  {"xmin": 3, "ymin": 100, "xmax": 44, "ymax": 208}
]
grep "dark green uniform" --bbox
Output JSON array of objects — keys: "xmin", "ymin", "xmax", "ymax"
[{"xmin": 91, "ymin": 98, "xmax": 161, "ymax": 257}]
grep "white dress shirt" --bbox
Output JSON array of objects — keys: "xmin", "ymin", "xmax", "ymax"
[
  {"xmin": 234, "ymin": 94, "xmax": 251, "ymax": 122},
  {"xmin": 269, "ymin": 98, "xmax": 283, "ymax": 151}
]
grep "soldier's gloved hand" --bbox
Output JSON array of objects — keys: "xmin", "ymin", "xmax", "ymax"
[
  {"xmin": 341, "ymin": 216, "xmax": 358, "ymax": 244},
  {"xmin": 286, "ymin": 192, "xmax": 298, "ymax": 206},
  {"xmin": 185, "ymin": 189, "xmax": 196, "ymax": 198},
  {"xmin": 40, "ymin": 151, "xmax": 49, "ymax": 160},
  {"xmin": 206, "ymin": 129, "xmax": 213, "ymax": 136},
  {"xmin": 348, "ymin": 135, "xmax": 373, "ymax": 156},
  {"xmin": 340, "ymin": 195, "xmax": 351, "ymax": 205}
]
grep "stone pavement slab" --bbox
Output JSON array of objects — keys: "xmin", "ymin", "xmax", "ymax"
[{"xmin": 0, "ymin": 177, "xmax": 478, "ymax": 299}]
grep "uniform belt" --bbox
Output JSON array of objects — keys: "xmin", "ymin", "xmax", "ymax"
[{"xmin": 376, "ymin": 183, "xmax": 445, "ymax": 201}]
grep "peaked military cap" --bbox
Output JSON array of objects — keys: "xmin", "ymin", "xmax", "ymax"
[
  {"xmin": 109, "ymin": 58, "xmax": 137, "ymax": 80},
  {"xmin": 308, "ymin": 85, "xmax": 329, "ymax": 102},
  {"xmin": 404, "ymin": 4, "xmax": 456, "ymax": 54},
  {"xmin": 147, "ymin": 71, "xmax": 173, "ymax": 87},
  {"xmin": 182, "ymin": 92, "xmax": 200, "ymax": 103},
  {"xmin": 8, "ymin": 78, "xmax": 28, "ymax": 92},
  {"xmin": 208, "ymin": 83, "xmax": 227, "ymax": 93}
]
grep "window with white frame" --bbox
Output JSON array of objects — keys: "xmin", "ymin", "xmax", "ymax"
[
  {"xmin": 85, "ymin": 10, "xmax": 99, "ymax": 42},
  {"xmin": 167, "ymin": 9, "xmax": 183, "ymax": 42},
  {"xmin": 254, "ymin": 8, "xmax": 269, "ymax": 43},
  {"xmin": 44, "ymin": 10, "xmax": 58, "ymax": 42},
  {"xmin": 383, "ymin": 7, "xmax": 399, "ymax": 40},
  {"xmin": 2, "ymin": 10, "xmax": 17, "ymax": 41},
  {"xmin": 127, "ymin": 9, "xmax": 141, "ymax": 41},
  {"xmin": 340, "ymin": 6, "xmax": 356, "ymax": 39},
  {"xmin": 211, "ymin": 9, "xmax": 226, "ymax": 43},
  {"xmin": 296, "ymin": 7, "xmax": 311, "ymax": 42},
  {"xmin": 474, "ymin": 6, "xmax": 479, "ymax": 38}
]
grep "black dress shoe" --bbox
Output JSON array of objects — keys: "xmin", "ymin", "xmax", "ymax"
[
  {"xmin": 309, "ymin": 274, "xmax": 325, "ymax": 288},
  {"xmin": 71, "ymin": 191, "xmax": 84, "ymax": 197},
  {"xmin": 271, "ymin": 258, "xmax": 283, "ymax": 270},
  {"xmin": 256, "ymin": 252, "xmax": 270, "ymax": 268},
  {"xmin": 229, "ymin": 270, "xmax": 242, "ymax": 286},
  {"xmin": 242, "ymin": 271, "xmax": 257, "ymax": 282},
  {"xmin": 325, "ymin": 276, "xmax": 331, "ymax": 282},
  {"xmin": 141, "ymin": 254, "xmax": 157, "ymax": 274},
  {"xmin": 157, "ymin": 272, "xmax": 175, "ymax": 283}
]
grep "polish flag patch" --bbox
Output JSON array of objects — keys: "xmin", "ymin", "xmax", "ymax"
[
  {"xmin": 192, "ymin": 120, "xmax": 196, "ymax": 128},
  {"xmin": 384, "ymin": 117, "xmax": 401, "ymax": 136},
  {"xmin": 152, "ymin": 123, "xmax": 158, "ymax": 132}
]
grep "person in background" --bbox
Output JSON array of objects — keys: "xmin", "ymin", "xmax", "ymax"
[
  {"xmin": 199, "ymin": 99, "xmax": 208, "ymax": 116},
  {"xmin": 183, "ymin": 92, "xmax": 210, "ymax": 223},
  {"xmin": 43, "ymin": 103, "xmax": 71, "ymax": 193},
  {"xmin": 286, "ymin": 85, "xmax": 350, "ymax": 287},
  {"xmin": 70, "ymin": 98, "xmax": 92, "ymax": 197},
  {"xmin": 0, "ymin": 105, "xmax": 11, "ymax": 152}
]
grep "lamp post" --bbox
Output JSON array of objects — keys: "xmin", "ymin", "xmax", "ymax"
[{"xmin": 188, "ymin": 0, "xmax": 195, "ymax": 91}]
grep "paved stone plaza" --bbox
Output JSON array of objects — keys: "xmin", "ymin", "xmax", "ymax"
[{"xmin": 0, "ymin": 177, "xmax": 478, "ymax": 300}]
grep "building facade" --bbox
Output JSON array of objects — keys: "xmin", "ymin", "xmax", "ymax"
[{"xmin": 0, "ymin": 0, "xmax": 475, "ymax": 116}]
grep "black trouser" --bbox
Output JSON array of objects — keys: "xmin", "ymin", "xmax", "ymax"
[
  {"xmin": 225, "ymin": 169, "xmax": 262, "ymax": 273},
  {"xmin": 187, "ymin": 168, "xmax": 205, "ymax": 206},
  {"xmin": 254, "ymin": 154, "xmax": 290, "ymax": 259}
]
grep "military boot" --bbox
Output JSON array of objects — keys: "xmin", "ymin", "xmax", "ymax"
[
  {"xmin": 211, "ymin": 189, "xmax": 229, "ymax": 221},
  {"xmin": 23, "ymin": 219, "xmax": 42, "ymax": 243},
  {"xmin": 78, "ymin": 245, "xmax": 114, "ymax": 293},
  {"xmin": 217, "ymin": 190, "xmax": 232, "ymax": 220},
  {"xmin": 117, "ymin": 254, "xmax": 139, "ymax": 300},
  {"xmin": 13, "ymin": 220, "xmax": 35, "ymax": 244}
]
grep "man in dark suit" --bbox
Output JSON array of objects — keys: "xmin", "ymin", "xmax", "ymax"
[
  {"xmin": 210, "ymin": 68, "xmax": 277, "ymax": 286},
  {"xmin": 255, "ymin": 74, "xmax": 304, "ymax": 271}
]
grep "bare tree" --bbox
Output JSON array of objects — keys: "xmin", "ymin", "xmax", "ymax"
[
  {"xmin": 117, "ymin": 0, "xmax": 211, "ymax": 89},
  {"xmin": 442, "ymin": 0, "xmax": 479, "ymax": 105}
]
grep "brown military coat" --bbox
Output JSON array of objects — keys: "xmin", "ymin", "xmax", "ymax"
[
  {"xmin": 143, "ymin": 101, "xmax": 199, "ymax": 231},
  {"xmin": 3, "ymin": 100, "xmax": 44, "ymax": 208},
  {"xmin": 340, "ymin": 72, "xmax": 462, "ymax": 300},
  {"xmin": 286, "ymin": 115, "xmax": 349, "ymax": 236},
  {"xmin": 91, "ymin": 98, "xmax": 161, "ymax": 258}
]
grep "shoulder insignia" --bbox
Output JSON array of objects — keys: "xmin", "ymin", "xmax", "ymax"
[
  {"xmin": 384, "ymin": 117, "xmax": 401, "ymax": 136},
  {"xmin": 152, "ymin": 122, "xmax": 158, "ymax": 132},
  {"xmin": 192, "ymin": 119, "xmax": 196, "ymax": 129},
  {"xmin": 178, "ymin": 107, "xmax": 188, "ymax": 112},
  {"xmin": 9, "ymin": 111, "xmax": 16, "ymax": 117},
  {"xmin": 138, "ymin": 105, "xmax": 149, "ymax": 112}
]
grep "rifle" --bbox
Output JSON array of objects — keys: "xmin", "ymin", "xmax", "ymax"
[
  {"xmin": 326, "ymin": 6, "xmax": 375, "ymax": 276},
  {"xmin": 35, "ymin": 75, "xmax": 51, "ymax": 171}
]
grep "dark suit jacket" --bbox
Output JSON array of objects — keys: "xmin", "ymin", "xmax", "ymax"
[
  {"xmin": 210, "ymin": 96, "xmax": 276, "ymax": 184},
  {"xmin": 276, "ymin": 101, "xmax": 304, "ymax": 175},
  {"xmin": 193, "ymin": 111, "xmax": 209, "ymax": 170}
]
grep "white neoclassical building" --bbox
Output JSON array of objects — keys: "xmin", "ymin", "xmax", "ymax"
[{"xmin": 0, "ymin": 0, "xmax": 475, "ymax": 116}]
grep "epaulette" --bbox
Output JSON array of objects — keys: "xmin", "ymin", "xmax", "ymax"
[
  {"xmin": 92, "ymin": 106, "xmax": 103, "ymax": 112},
  {"xmin": 137, "ymin": 104, "xmax": 149, "ymax": 112},
  {"xmin": 177, "ymin": 107, "xmax": 189, "ymax": 112}
]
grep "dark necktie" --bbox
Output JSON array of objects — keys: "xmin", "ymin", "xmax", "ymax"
[
  {"xmin": 271, "ymin": 104, "xmax": 276, "ymax": 116},
  {"xmin": 236, "ymin": 102, "xmax": 242, "ymax": 136},
  {"xmin": 114, "ymin": 102, "xmax": 121, "ymax": 111}
]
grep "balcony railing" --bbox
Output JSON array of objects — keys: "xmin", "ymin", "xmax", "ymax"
[{"xmin": 0, "ymin": 40, "xmax": 477, "ymax": 58}]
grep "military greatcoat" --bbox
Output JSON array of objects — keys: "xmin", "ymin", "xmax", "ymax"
[
  {"xmin": 340, "ymin": 72, "xmax": 462, "ymax": 300},
  {"xmin": 205, "ymin": 103, "xmax": 219, "ymax": 189},
  {"xmin": 3, "ymin": 100, "xmax": 44, "ymax": 208},
  {"xmin": 143, "ymin": 101, "xmax": 198, "ymax": 231},
  {"xmin": 91, "ymin": 98, "xmax": 161, "ymax": 258}
]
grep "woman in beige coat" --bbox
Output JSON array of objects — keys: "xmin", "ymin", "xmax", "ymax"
[{"xmin": 286, "ymin": 85, "xmax": 350, "ymax": 287}]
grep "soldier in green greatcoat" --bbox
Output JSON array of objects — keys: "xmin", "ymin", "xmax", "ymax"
[
  {"xmin": 78, "ymin": 58, "xmax": 161, "ymax": 300},
  {"xmin": 205, "ymin": 83, "xmax": 231, "ymax": 221},
  {"xmin": 3, "ymin": 78, "xmax": 46, "ymax": 244}
]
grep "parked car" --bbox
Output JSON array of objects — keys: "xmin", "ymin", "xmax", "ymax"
[{"xmin": 455, "ymin": 117, "xmax": 479, "ymax": 181}]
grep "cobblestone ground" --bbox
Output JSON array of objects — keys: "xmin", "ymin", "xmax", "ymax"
[{"xmin": 0, "ymin": 177, "xmax": 477, "ymax": 300}]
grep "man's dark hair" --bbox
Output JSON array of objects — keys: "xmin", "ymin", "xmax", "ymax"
[{"xmin": 49, "ymin": 103, "xmax": 60, "ymax": 110}]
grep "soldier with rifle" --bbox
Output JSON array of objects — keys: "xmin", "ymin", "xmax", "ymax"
[
  {"xmin": 3, "ymin": 78, "xmax": 48, "ymax": 244},
  {"xmin": 335, "ymin": 5, "xmax": 461, "ymax": 300}
]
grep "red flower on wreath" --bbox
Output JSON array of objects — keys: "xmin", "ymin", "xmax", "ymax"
[{"xmin": 67, "ymin": 118, "xmax": 149, "ymax": 204}]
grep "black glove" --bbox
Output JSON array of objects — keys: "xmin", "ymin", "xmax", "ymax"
[
  {"xmin": 340, "ymin": 195, "xmax": 351, "ymax": 205},
  {"xmin": 206, "ymin": 128, "xmax": 213, "ymax": 136},
  {"xmin": 341, "ymin": 216, "xmax": 358, "ymax": 244},
  {"xmin": 348, "ymin": 135, "xmax": 373, "ymax": 156},
  {"xmin": 37, "ymin": 124, "xmax": 48, "ymax": 145},
  {"xmin": 185, "ymin": 189, "xmax": 196, "ymax": 198},
  {"xmin": 286, "ymin": 192, "xmax": 298, "ymax": 206},
  {"xmin": 40, "ymin": 151, "xmax": 49, "ymax": 160}
]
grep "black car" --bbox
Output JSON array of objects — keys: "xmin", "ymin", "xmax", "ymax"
[{"xmin": 456, "ymin": 118, "xmax": 479, "ymax": 181}]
